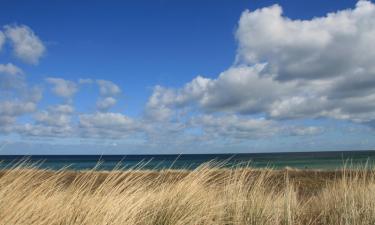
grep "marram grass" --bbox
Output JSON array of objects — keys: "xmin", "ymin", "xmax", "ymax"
[{"xmin": 0, "ymin": 163, "xmax": 374, "ymax": 225}]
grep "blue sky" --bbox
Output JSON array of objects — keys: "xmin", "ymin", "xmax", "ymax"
[{"xmin": 1, "ymin": 0, "xmax": 375, "ymax": 154}]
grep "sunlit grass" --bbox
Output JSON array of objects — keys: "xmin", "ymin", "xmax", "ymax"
[{"xmin": 0, "ymin": 162, "xmax": 374, "ymax": 225}]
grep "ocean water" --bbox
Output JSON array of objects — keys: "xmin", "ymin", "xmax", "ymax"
[{"xmin": 1, "ymin": 151, "xmax": 375, "ymax": 171}]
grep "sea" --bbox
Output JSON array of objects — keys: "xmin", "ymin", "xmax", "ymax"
[{"xmin": 1, "ymin": 150, "xmax": 375, "ymax": 171}]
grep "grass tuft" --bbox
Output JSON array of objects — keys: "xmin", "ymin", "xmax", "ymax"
[{"xmin": 0, "ymin": 163, "xmax": 375, "ymax": 225}]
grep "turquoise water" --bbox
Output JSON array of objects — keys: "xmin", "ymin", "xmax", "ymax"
[{"xmin": 1, "ymin": 151, "xmax": 375, "ymax": 170}]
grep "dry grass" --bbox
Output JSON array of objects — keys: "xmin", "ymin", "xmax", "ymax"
[{"xmin": 0, "ymin": 163, "xmax": 375, "ymax": 225}]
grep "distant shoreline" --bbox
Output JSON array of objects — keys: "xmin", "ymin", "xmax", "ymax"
[
  {"xmin": 1, "ymin": 149, "xmax": 375, "ymax": 157},
  {"xmin": 1, "ymin": 150, "xmax": 375, "ymax": 171}
]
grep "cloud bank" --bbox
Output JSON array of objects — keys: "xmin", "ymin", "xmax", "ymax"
[
  {"xmin": 2, "ymin": 1, "xmax": 375, "ymax": 153},
  {"xmin": 148, "ymin": 0, "xmax": 375, "ymax": 127}
]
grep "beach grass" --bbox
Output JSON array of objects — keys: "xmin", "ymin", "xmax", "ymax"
[{"xmin": 0, "ymin": 163, "xmax": 375, "ymax": 225}]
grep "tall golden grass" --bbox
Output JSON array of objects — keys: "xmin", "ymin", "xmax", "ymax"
[{"xmin": 0, "ymin": 163, "xmax": 374, "ymax": 225}]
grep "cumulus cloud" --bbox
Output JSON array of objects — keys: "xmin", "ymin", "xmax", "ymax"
[
  {"xmin": 15, "ymin": 105, "xmax": 75, "ymax": 137},
  {"xmin": 96, "ymin": 97, "xmax": 117, "ymax": 111},
  {"xmin": 289, "ymin": 126, "xmax": 323, "ymax": 136},
  {"xmin": 17, "ymin": 123, "xmax": 74, "ymax": 138},
  {"xmin": 11, "ymin": 106, "xmax": 142, "ymax": 139},
  {"xmin": 0, "ymin": 101, "xmax": 38, "ymax": 133},
  {"xmin": 0, "ymin": 116, "xmax": 15, "ymax": 126},
  {"xmin": 190, "ymin": 115, "xmax": 278, "ymax": 140},
  {"xmin": 0, "ymin": 63, "xmax": 41, "ymax": 129},
  {"xmin": 79, "ymin": 112, "xmax": 139, "ymax": 138},
  {"xmin": 46, "ymin": 78, "xmax": 78, "ymax": 99},
  {"xmin": 145, "ymin": 86, "xmax": 179, "ymax": 122},
  {"xmin": 146, "ymin": 0, "xmax": 375, "ymax": 128},
  {"xmin": 145, "ymin": 65, "xmax": 294, "ymax": 120},
  {"xmin": 0, "ymin": 101, "xmax": 37, "ymax": 117},
  {"xmin": 4, "ymin": 25, "xmax": 46, "ymax": 65},
  {"xmin": 235, "ymin": 1, "xmax": 375, "ymax": 81},
  {"xmin": 50, "ymin": 104, "xmax": 74, "ymax": 114},
  {"xmin": 194, "ymin": 66, "xmax": 289, "ymax": 114},
  {"xmin": 145, "ymin": 65, "xmax": 283, "ymax": 119},
  {"xmin": 80, "ymin": 112, "xmax": 134, "ymax": 128},
  {"xmin": 12, "ymin": 104, "xmax": 75, "ymax": 137},
  {"xmin": 96, "ymin": 80, "xmax": 121, "ymax": 96},
  {"xmin": 93, "ymin": 80, "xmax": 121, "ymax": 113},
  {"xmin": 0, "ymin": 74, "xmax": 22, "ymax": 92},
  {"xmin": 0, "ymin": 63, "xmax": 25, "ymax": 91},
  {"xmin": 34, "ymin": 104, "xmax": 74, "ymax": 127},
  {"xmin": 0, "ymin": 63, "xmax": 23, "ymax": 75},
  {"xmin": 189, "ymin": 114, "xmax": 323, "ymax": 140},
  {"xmin": 233, "ymin": 0, "xmax": 375, "ymax": 124}
]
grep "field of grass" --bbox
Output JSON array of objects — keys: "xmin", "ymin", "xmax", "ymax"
[{"xmin": 1, "ymin": 163, "xmax": 375, "ymax": 225}]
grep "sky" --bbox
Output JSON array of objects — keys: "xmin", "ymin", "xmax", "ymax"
[{"xmin": 1, "ymin": 0, "xmax": 375, "ymax": 154}]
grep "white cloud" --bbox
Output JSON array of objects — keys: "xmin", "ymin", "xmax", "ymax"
[
  {"xmin": 145, "ymin": 86, "xmax": 179, "ymax": 122},
  {"xmin": 189, "ymin": 114, "xmax": 323, "ymax": 141},
  {"xmin": 0, "ymin": 101, "xmax": 38, "ymax": 133},
  {"xmin": 20, "ymin": 105, "xmax": 74, "ymax": 135},
  {"xmin": 236, "ymin": 0, "xmax": 375, "ymax": 125},
  {"xmin": 33, "ymin": 112, "xmax": 71, "ymax": 128},
  {"xmin": 0, "ymin": 72, "xmax": 24, "ymax": 91},
  {"xmin": 145, "ymin": 65, "xmax": 293, "ymax": 119},
  {"xmin": 0, "ymin": 101, "xmax": 37, "ymax": 116},
  {"xmin": 269, "ymin": 96, "xmax": 330, "ymax": 119},
  {"xmin": 0, "ymin": 116, "xmax": 15, "ymax": 126},
  {"xmin": 146, "ymin": 1, "xmax": 375, "ymax": 128},
  {"xmin": 235, "ymin": 1, "xmax": 375, "ymax": 81},
  {"xmin": 96, "ymin": 80, "xmax": 121, "ymax": 96},
  {"xmin": 190, "ymin": 115, "xmax": 278, "ymax": 140},
  {"xmin": 50, "ymin": 104, "xmax": 74, "ymax": 114},
  {"xmin": 34, "ymin": 104, "xmax": 74, "ymax": 127},
  {"xmin": 79, "ymin": 112, "xmax": 134, "ymax": 129},
  {"xmin": 197, "ymin": 65, "xmax": 290, "ymax": 114},
  {"xmin": 93, "ymin": 80, "xmax": 121, "ymax": 113},
  {"xmin": 0, "ymin": 63, "xmax": 23, "ymax": 75},
  {"xmin": 79, "ymin": 112, "xmax": 139, "ymax": 138},
  {"xmin": 17, "ymin": 123, "xmax": 74, "ymax": 138},
  {"xmin": 46, "ymin": 78, "xmax": 78, "ymax": 99},
  {"xmin": 289, "ymin": 126, "xmax": 323, "ymax": 136},
  {"xmin": 0, "ymin": 60, "xmax": 42, "ymax": 134},
  {"xmin": 4, "ymin": 25, "xmax": 46, "ymax": 65},
  {"xmin": 96, "ymin": 97, "xmax": 117, "ymax": 111}
]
